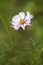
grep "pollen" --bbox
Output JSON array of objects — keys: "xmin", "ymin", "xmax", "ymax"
[{"xmin": 20, "ymin": 20, "xmax": 25, "ymax": 24}]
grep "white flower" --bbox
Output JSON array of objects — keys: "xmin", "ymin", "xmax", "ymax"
[{"xmin": 11, "ymin": 11, "xmax": 33, "ymax": 30}]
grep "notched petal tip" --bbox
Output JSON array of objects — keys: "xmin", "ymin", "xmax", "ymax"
[
  {"xmin": 31, "ymin": 15, "xmax": 34, "ymax": 19},
  {"xmin": 13, "ymin": 25, "xmax": 20, "ymax": 30},
  {"xmin": 20, "ymin": 25, "xmax": 26, "ymax": 30},
  {"xmin": 27, "ymin": 11, "xmax": 34, "ymax": 19},
  {"xmin": 19, "ymin": 12, "xmax": 25, "ymax": 19}
]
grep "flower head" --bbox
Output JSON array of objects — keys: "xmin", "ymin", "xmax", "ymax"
[{"xmin": 11, "ymin": 11, "xmax": 33, "ymax": 30}]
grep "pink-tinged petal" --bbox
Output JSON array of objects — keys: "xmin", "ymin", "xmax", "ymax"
[
  {"xmin": 19, "ymin": 12, "xmax": 25, "ymax": 19},
  {"xmin": 30, "ymin": 15, "xmax": 34, "ymax": 19},
  {"xmin": 25, "ymin": 12, "xmax": 30, "ymax": 21},
  {"xmin": 12, "ymin": 15, "xmax": 20, "ymax": 23},
  {"xmin": 23, "ymin": 23, "xmax": 27, "ymax": 27},
  {"xmin": 20, "ymin": 25, "xmax": 25, "ymax": 30},
  {"xmin": 25, "ymin": 11, "xmax": 33, "ymax": 21},
  {"xmin": 10, "ymin": 22, "xmax": 19, "ymax": 26},
  {"xmin": 25, "ymin": 20, "xmax": 31, "ymax": 25},
  {"xmin": 12, "ymin": 25, "xmax": 20, "ymax": 30}
]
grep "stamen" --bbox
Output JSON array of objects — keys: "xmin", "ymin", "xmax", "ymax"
[{"xmin": 20, "ymin": 20, "xmax": 25, "ymax": 24}]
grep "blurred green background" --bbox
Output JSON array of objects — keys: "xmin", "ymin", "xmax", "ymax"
[{"xmin": 0, "ymin": 0, "xmax": 43, "ymax": 65}]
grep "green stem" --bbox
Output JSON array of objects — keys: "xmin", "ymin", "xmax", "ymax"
[{"xmin": 0, "ymin": 16, "xmax": 13, "ymax": 46}]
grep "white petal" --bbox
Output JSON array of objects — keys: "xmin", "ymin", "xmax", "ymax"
[
  {"xmin": 19, "ymin": 12, "xmax": 25, "ymax": 19},
  {"xmin": 24, "ymin": 23, "xmax": 27, "ymax": 27},
  {"xmin": 30, "ymin": 15, "xmax": 34, "ymax": 19},
  {"xmin": 25, "ymin": 11, "xmax": 33, "ymax": 21},
  {"xmin": 25, "ymin": 20, "xmax": 31, "ymax": 25},
  {"xmin": 12, "ymin": 15, "xmax": 20, "ymax": 23},
  {"xmin": 20, "ymin": 25, "xmax": 25, "ymax": 30},
  {"xmin": 12, "ymin": 25, "xmax": 20, "ymax": 30},
  {"xmin": 11, "ymin": 22, "xmax": 19, "ymax": 26}
]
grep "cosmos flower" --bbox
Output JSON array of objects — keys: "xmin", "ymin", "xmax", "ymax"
[{"xmin": 11, "ymin": 11, "xmax": 33, "ymax": 30}]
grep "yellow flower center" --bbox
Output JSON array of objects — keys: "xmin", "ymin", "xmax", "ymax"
[{"xmin": 20, "ymin": 20, "xmax": 25, "ymax": 24}]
